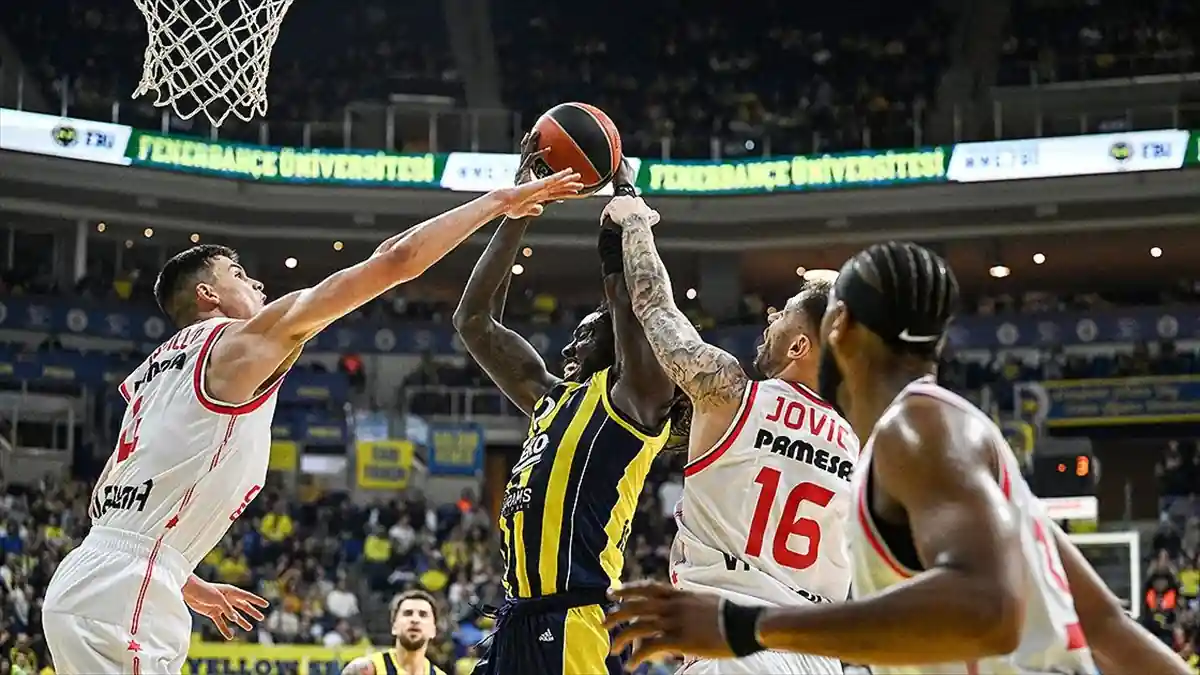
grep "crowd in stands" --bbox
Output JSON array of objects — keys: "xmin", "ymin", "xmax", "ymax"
[
  {"xmin": 1147, "ymin": 441, "xmax": 1200, "ymax": 669},
  {"xmin": 7, "ymin": 0, "xmax": 1195, "ymax": 162},
  {"xmin": 999, "ymin": 0, "xmax": 1197, "ymax": 86}
]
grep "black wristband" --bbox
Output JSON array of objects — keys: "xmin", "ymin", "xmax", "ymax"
[
  {"xmin": 719, "ymin": 599, "xmax": 766, "ymax": 658},
  {"xmin": 613, "ymin": 183, "xmax": 636, "ymax": 197},
  {"xmin": 598, "ymin": 225, "xmax": 623, "ymax": 276}
]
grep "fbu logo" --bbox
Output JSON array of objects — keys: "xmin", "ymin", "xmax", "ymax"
[
  {"xmin": 84, "ymin": 131, "xmax": 114, "ymax": 148},
  {"xmin": 228, "ymin": 484, "xmax": 262, "ymax": 521},
  {"xmin": 1140, "ymin": 142, "xmax": 1171, "ymax": 159}
]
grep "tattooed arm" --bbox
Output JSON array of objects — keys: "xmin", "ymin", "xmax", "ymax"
[
  {"xmin": 340, "ymin": 657, "xmax": 375, "ymax": 675},
  {"xmin": 452, "ymin": 219, "xmax": 560, "ymax": 416},
  {"xmin": 606, "ymin": 197, "xmax": 749, "ymax": 413}
]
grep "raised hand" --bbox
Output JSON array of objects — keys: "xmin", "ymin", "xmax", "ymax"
[
  {"xmin": 501, "ymin": 168, "xmax": 584, "ymax": 219},
  {"xmin": 514, "ymin": 131, "xmax": 545, "ymax": 186},
  {"xmin": 601, "ymin": 195, "xmax": 660, "ymax": 230}
]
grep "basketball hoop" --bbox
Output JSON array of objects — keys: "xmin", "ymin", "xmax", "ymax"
[{"xmin": 132, "ymin": 0, "xmax": 295, "ymax": 127}]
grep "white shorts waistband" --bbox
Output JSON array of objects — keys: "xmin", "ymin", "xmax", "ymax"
[{"xmin": 80, "ymin": 526, "xmax": 193, "ymax": 584}]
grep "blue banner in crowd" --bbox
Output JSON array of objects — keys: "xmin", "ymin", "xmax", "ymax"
[
  {"xmin": 4, "ymin": 296, "xmax": 1200, "ymax": 354},
  {"xmin": 426, "ymin": 424, "xmax": 485, "ymax": 476},
  {"xmin": 1021, "ymin": 375, "xmax": 1200, "ymax": 427}
]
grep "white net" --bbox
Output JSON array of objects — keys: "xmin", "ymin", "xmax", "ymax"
[{"xmin": 132, "ymin": 0, "xmax": 295, "ymax": 127}]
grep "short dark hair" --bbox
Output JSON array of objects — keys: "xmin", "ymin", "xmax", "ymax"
[
  {"xmin": 154, "ymin": 244, "xmax": 236, "ymax": 325},
  {"xmin": 794, "ymin": 278, "xmax": 832, "ymax": 330},
  {"xmin": 390, "ymin": 589, "xmax": 438, "ymax": 624},
  {"xmin": 834, "ymin": 241, "xmax": 959, "ymax": 357}
]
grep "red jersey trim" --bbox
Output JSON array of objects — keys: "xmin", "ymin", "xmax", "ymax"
[
  {"xmin": 854, "ymin": 463, "xmax": 920, "ymax": 579},
  {"xmin": 684, "ymin": 381, "xmax": 759, "ymax": 477},
  {"xmin": 192, "ymin": 321, "xmax": 285, "ymax": 415},
  {"xmin": 118, "ymin": 380, "xmax": 132, "ymax": 403},
  {"xmin": 783, "ymin": 381, "xmax": 834, "ymax": 410}
]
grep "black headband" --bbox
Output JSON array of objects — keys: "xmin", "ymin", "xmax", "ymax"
[{"xmin": 835, "ymin": 265, "xmax": 945, "ymax": 349}]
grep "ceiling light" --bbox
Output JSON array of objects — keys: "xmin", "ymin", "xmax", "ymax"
[
  {"xmin": 1032, "ymin": 253, "xmax": 1045, "ymax": 264},
  {"xmin": 124, "ymin": 240, "xmax": 134, "ymax": 249},
  {"xmin": 96, "ymin": 223, "xmax": 106, "ymax": 233},
  {"xmin": 511, "ymin": 264, "xmax": 524, "ymax": 275},
  {"xmin": 190, "ymin": 233, "xmax": 200, "ymax": 243},
  {"xmin": 1150, "ymin": 246, "xmax": 1163, "ymax": 258},
  {"xmin": 685, "ymin": 288, "xmax": 698, "ymax": 300},
  {"xmin": 333, "ymin": 241, "xmax": 344, "ymax": 251},
  {"xmin": 143, "ymin": 228, "xmax": 154, "ymax": 238},
  {"xmin": 285, "ymin": 257, "xmax": 297, "ymax": 269},
  {"xmin": 795, "ymin": 266, "xmax": 806, "ymax": 276},
  {"xmin": 522, "ymin": 247, "xmax": 533, "ymax": 258},
  {"xmin": 989, "ymin": 264, "xmax": 1011, "ymax": 278}
]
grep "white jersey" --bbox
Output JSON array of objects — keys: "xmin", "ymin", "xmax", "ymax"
[
  {"xmin": 88, "ymin": 317, "xmax": 283, "ymax": 564},
  {"xmin": 848, "ymin": 376, "xmax": 1097, "ymax": 675},
  {"xmin": 671, "ymin": 378, "xmax": 858, "ymax": 607},
  {"xmin": 42, "ymin": 317, "xmax": 285, "ymax": 669}
]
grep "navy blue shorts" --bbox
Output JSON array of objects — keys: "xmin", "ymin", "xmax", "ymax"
[{"xmin": 472, "ymin": 591, "xmax": 625, "ymax": 675}]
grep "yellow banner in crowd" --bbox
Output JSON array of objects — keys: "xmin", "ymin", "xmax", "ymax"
[
  {"xmin": 356, "ymin": 439, "xmax": 415, "ymax": 489},
  {"xmin": 183, "ymin": 642, "xmax": 385, "ymax": 674}
]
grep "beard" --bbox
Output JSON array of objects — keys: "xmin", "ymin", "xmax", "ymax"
[
  {"xmin": 817, "ymin": 343, "xmax": 846, "ymax": 415},
  {"xmin": 398, "ymin": 634, "xmax": 429, "ymax": 651}
]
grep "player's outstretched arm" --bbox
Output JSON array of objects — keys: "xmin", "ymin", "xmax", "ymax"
[
  {"xmin": 606, "ymin": 396, "xmax": 1026, "ymax": 668},
  {"xmin": 597, "ymin": 164, "xmax": 678, "ymax": 427},
  {"xmin": 209, "ymin": 170, "xmax": 582, "ymax": 406},
  {"xmin": 604, "ymin": 197, "xmax": 748, "ymax": 414},
  {"xmin": 340, "ymin": 657, "xmax": 376, "ymax": 675},
  {"xmin": 452, "ymin": 135, "xmax": 568, "ymax": 416},
  {"xmin": 1052, "ymin": 524, "xmax": 1189, "ymax": 674}
]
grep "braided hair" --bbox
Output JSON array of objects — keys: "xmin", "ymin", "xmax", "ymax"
[{"xmin": 833, "ymin": 241, "xmax": 960, "ymax": 357}]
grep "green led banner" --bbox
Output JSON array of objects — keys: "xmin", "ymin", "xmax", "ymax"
[
  {"xmin": 634, "ymin": 147, "xmax": 950, "ymax": 195},
  {"xmin": 125, "ymin": 130, "xmax": 446, "ymax": 186},
  {"xmin": 1189, "ymin": 130, "xmax": 1200, "ymax": 166}
]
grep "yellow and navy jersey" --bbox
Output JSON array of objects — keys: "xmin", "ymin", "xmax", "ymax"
[
  {"xmin": 498, "ymin": 367, "xmax": 671, "ymax": 599},
  {"xmin": 367, "ymin": 648, "xmax": 446, "ymax": 675}
]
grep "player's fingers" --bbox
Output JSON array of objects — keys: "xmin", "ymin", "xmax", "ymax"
[
  {"xmin": 626, "ymin": 637, "xmax": 676, "ymax": 671},
  {"xmin": 233, "ymin": 598, "xmax": 267, "ymax": 622},
  {"xmin": 526, "ymin": 204, "xmax": 544, "ymax": 217},
  {"xmin": 609, "ymin": 621, "xmax": 662, "ymax": 654},
  {"xmin": 213, "ymin": 615, "xmax": 233, "ymax": 640},
  {"xmin": 226, "ymin": 606, "xmax": 253, "ymax": 631},
  {"xmin": 230, "ymin": 587, "xmax": 270, "ymax": 608},
  {"xmin": 604, "ymin": 599, "xmax": 665, "ymax": 629}
]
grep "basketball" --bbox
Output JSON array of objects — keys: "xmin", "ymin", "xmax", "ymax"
[{"xmin": 530, "ymin": 102, "xmax": 623, "ymax": 194}]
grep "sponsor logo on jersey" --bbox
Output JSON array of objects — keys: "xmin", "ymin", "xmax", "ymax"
[
  {"xmin": 716, "ymin": 552, "xmax": 834, "ymax": 604},
  {"xmin": 132, "ymin": 352, "xmax": 188, "ymax": 393},
  {"xmin": 92, "ymin": 479, "xmax": 154, "ymax": 518},
  {"xmin": 753, "ymin": 428, "xmax": 854, "ymax": 482},
  {"xmin": 500, "ymin": 486, "xmax": 534, "ymax": 517}
]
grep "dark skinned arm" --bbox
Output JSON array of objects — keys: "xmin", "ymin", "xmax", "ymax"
[
  {"xmin": 452, "ymin": 219, "xmax": 559, "ymax": 416},
  {"xmin": 1052, "ymin": 524, "xmax": 1189, "ymax": 674},
  {"xmin": 753, "ymin": 396, "xmax": 1026, "ymax": 662},
  {"xmin": 452, "ymin": 133, "xmax": 561, "ymax": 416},
  {"xmin": 607, "ymin": 396, "xmax": 1028, "ymax": 667}
]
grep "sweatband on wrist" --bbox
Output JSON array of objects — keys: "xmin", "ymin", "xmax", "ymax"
[
  {"xmin": 719, "ymin": 599, "xmax": 766, "ymax": 658},
  {"xmin": 613, "ymin": 183, "xmax": 636, "ymax": 197},
  {"xmin": 598, "ymin": 225, "xmax": 623, "ymax": 276}
]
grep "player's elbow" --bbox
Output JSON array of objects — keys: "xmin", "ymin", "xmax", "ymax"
[{"xmin": 377, "ymin": 237, "xmax": 422, "ymax": 283}]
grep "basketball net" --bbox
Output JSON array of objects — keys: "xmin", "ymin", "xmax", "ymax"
[{"xmin": 132, "ymin": 0, "xmax": 295, "ymax": 127}]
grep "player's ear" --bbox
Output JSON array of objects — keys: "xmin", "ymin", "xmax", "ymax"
[
  {"xmin": 195, "ymin": 282, "xmax": 218, "ymax": 307},
  {"xmin": 788, "ymin": 333, "xmax": 810, "ymax": 361},
  {"xmin": 827, "ymin": 301, "xmax": 849, "ymax": 348}
]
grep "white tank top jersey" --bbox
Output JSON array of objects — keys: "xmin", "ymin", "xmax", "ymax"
[
  {"xmin": 88, "ymin": 317, "xmax": 284, "ymax": 568},
  {"xmin": 670, "ymin": 378, "xmax": 859, "ymax": 607},
  {"xmin": 848, "ymin": 376, "xmax": 1098, "ymax": 675}
]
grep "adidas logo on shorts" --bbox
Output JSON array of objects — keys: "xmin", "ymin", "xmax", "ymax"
[{"xmin": 538, "ymin": 629, "xmax": 554, "ymax": 643}]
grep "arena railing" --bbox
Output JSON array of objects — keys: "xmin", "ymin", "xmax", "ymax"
[{"xmin": 2, "ymin": 67, "xmax": 1198, "ymax": 160}]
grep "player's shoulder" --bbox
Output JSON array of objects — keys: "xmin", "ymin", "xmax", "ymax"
[
  {"xmin": 340, "ymin": 655, "xmax": 376, "ymax": 675},
  {"xmin": 876, "ymin": 387, "xmax": 998, "ymax": 464}
]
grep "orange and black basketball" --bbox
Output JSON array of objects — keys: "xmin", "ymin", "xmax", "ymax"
[{"xmin": 530, "ymin": 102, "xmax": 622, "ymax": 194}]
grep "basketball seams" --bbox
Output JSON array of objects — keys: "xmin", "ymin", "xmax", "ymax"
[
  {"xmin": 542, "ymin": 114, "xmax": 605, "ymax": 187},
  {"xmin": 572, "ymin": 102, "xmax": 622, "ymax": 179}
]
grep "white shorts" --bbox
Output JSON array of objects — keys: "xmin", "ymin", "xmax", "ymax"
[
  {"xmin": 42, "ymin": 526, "xmax": 193, "ymax": 674},
  {"xmin": 678, "ymin": 651, "xmax": 843, "ymax": 675}
]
